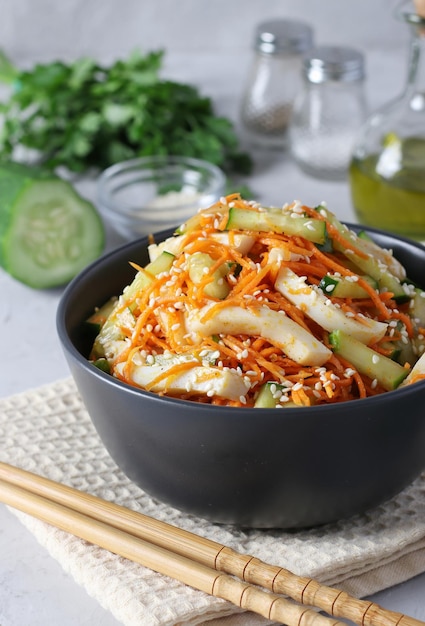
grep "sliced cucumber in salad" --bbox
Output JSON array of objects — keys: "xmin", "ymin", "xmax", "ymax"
[
  {"xmin": 329, "ymin": 330, "xmax": 409, "ymax": 391},
  {"xmin": 0, "ymin": 161, "xmax": 104, "ymax": 288},
  {"xmin": 225, "ymin": 206, "xmax": 326, "ymax": 244}
]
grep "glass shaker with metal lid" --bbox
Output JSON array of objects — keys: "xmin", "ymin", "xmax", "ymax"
[
  {"xmin": 289, "ymin": 45, "xmax": 367, "ymax": 180},
  {"xmin": 240, "ymin": 19, "xmax": 314, "ymax": 150}
]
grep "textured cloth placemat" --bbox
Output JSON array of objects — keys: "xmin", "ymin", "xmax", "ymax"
[{"xmin": 1, "ymin": 378, "xmax": 425, "ymax": 626}]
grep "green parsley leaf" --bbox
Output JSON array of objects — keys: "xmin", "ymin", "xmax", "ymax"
[{"xmin": 0, "ymin": 49, "xmax": 252, "ymax": 186}]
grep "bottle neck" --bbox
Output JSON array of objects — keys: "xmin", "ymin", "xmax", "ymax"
[{"xmin": 404, "ymin": 18, "xmax": 425, "ymax": 99}]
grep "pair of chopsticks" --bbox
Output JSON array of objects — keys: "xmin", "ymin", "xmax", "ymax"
[{"xmin": 0, "ymin": 462, "xmax": 423, "ymax": 626}]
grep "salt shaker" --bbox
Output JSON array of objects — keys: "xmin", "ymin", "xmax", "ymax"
[
  {"xmin": 240, "ymin": 19, "xmax": 314, "ymax": 150},
  {"xmin": 289, "ymin": 45, "xmax": 367, "ymax": 180}
]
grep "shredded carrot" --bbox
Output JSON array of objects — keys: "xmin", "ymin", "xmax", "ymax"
[
  {"xmin": 405, "ymin": 373, "xmax": 425, "ymax": 385},
  {"xmin": 91, "ymin": 195, "xmax": 425, "ymax": 407}
]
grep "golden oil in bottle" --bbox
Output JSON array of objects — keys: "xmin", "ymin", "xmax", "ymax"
[
  {"xmin": 349, "ymin": 4, "xmax": 425, "ymax": 241},
  {"xmin": 349, "ymin": 136, "xmax": 425, "ymax": 240}
]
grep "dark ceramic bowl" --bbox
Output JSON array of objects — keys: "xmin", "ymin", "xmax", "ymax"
[{"xmin": 57, "ymin": 224, "xmax": 425, "ymax": 529}]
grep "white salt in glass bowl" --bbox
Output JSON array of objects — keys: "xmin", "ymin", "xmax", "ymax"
[{"xmin": 97, "ymin": 156, "xmax": 226, "ymax": 240}]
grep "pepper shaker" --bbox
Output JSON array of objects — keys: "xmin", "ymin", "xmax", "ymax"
[
  {"xmin": 289, "ymin": 45, "xmax": 367, "ymax": 180},
  {"xmin": 240, "ymin": 19, "xmax": 314, "ymax": 150}
]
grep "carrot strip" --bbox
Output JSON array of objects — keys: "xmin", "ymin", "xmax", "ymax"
[
  {"xmin": 144, "ymin": 361, "xmax": 200, "ymax": 391},
  {"xmin": 304, "ymin": 241, "xmax": 391, "ymax": 319}
]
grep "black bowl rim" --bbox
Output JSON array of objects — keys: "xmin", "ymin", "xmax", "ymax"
[{"xmin": 56, "ymin": 222, "xmax": 425, "ymax": 416}]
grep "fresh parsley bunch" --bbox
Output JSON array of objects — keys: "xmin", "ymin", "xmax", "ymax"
[{"xmin": 0, "ymin": 49, "xmax": 252, "ymax": 177}]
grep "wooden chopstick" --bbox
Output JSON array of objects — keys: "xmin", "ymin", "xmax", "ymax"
[
  {"xmin": 0, "ymin": 466, "xmax": 341, "ymax": 626},
  {"xmin": 0, "ymin": 462, "xmax": 423, "ymax": 626}
]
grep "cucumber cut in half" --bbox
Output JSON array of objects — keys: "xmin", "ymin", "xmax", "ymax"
[{"xmin": 0, "ymin": 161, "xmax": 104, "ymax": 288}]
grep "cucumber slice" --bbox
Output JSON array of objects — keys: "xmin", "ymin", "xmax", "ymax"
[
  {"xmin": 379, "ymin": 341, "xmax": 402, "ymax": 362},
  {"xmin": 92, "ymin": 358, "xmax": 111, "ymax": 373},
  {"xmin": 411, "ymin": 288, "xmax": 425, "ymax": 326},
  {"xmin": 317, "ymin": 205, "xmax": 408, "ymax": 303},
  {"xmin": 225, "ymin": 207, "xmax": 326, "ymax": 244},
  {"xmin": 91, "ymin": 250, "xmax": 175, "ymax": 360},
  {"xmin": 318, "ymin": 274, "xmax": 378, "ymax": 298},
  {"xmin": 122, "ymin": 250, "xmax": 175, "ymax": 310},
  {"xmin": 83, "ymin": 296, "xmax": 118, "ymax": 344},
  {"xmin": 329, "ymin": 329, "xmax": 409, "ymax": 390},
  {"xmin": 0, "ymin": 161, "xmax": 104, "ymax": 288},
  {"xmin": 254, "ymin": 382, "xmax": 298, "ymax": 408},
  {"xmin": 85, "ymin": 296, "xmax": 118, "ymax": 332},
  {"xmin": 187, "ymin": 252, "xmax": 230, "ymax": 299}
]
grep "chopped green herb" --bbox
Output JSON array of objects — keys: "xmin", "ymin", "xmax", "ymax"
[{"xmin": 0, "ymin": 49, "xmax": 252, "ymax": 188}]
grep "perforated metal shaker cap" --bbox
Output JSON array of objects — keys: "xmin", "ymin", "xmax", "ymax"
[
  {"xmin": 303, "ymin": 45, "xmax": 365, "ymax": 82},
  {"xmin": 255, "ymin": 19, "xmax": 314, "ymax": 54}
]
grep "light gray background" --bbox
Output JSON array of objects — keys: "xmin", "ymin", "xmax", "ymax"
[
  {"xmin": 0, "ymin": 0, "xmax": 409, "ymax": 60},
  {"xmin": 0, "ymin": 0, "xmax": 411, "ymax": 110}
]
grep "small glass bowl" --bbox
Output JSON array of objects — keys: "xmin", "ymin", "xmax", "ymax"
[{"xmin": 97, "ymin": 156, "xmax": 226, "ymax": 240}]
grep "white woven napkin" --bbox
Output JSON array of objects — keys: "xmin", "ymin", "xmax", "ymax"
[{"xmin": 1, "ymin": 378, "xmax": 425, "ymax": 626}]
